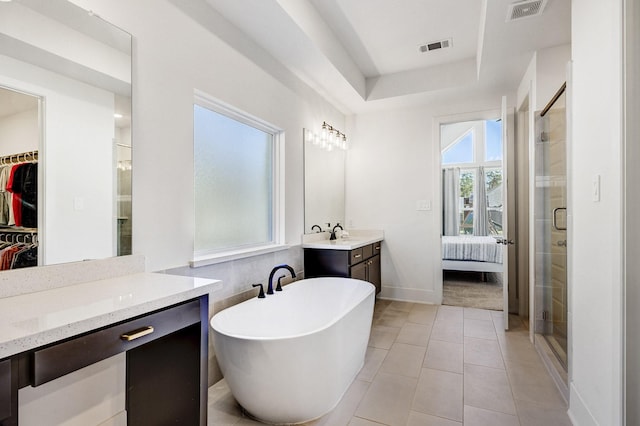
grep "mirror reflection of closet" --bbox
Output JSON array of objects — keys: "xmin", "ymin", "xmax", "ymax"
[
  {"xmin": 0, "ymin": 0, "xmax": 133, "ymax": 268},
  {"xmin": 0, "ymin": 86, "xmax": 41, "ymax": 269}
]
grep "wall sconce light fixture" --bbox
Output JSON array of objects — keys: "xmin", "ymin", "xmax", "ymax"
[{"xmin": 305, "ymin": 122, "xmax": 347, "ymax": 151}]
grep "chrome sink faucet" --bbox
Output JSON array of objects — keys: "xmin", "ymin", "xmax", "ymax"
[{"xmin": 267, "ymin": 264, "xmax": 296, "ymax": 294}]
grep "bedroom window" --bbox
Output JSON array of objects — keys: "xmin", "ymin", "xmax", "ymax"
[
  {"xmin": 459, "ymin": 169, "xmax": 475, "ymax": 234},
  {"xmin": 442, "ymin": 130, "xmax": 474, "ymax": 165},
  {"xmin": 485, "ymin": 167, "xmax": 503, "ymax": 234},
  {"xmin": 441, "ymin": 119, "xmax": 503, "ymax": 236}
]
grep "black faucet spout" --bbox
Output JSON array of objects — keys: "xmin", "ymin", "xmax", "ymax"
[
  {"xmin": 268, "ymin": 264, "xmax": 296, "ymax": 294},
  {"xmin": 330, "ymin": 224, "xmax": 344, "ymax": 241}
]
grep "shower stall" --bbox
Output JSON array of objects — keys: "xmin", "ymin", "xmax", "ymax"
[{"xmin": 534, "ymin": 84, "xmax": 568, "ymax": 372}]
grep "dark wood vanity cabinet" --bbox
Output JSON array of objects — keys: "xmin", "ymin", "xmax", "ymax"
[
  {"xmin": 0, "ymin": 359, "xmax": 12, "ymax": 424},
  {"xmin": 0, "ymin": 296, "xmax": 208, "ymax": 426},
  {"xmin": 304, "ymin": 242, "xmax": 382, "ymax": 294}
]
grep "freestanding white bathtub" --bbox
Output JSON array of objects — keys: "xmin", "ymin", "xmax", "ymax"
[{"xmin": 211, "ymin": 277, "xmax": 375, "ymax": 425}]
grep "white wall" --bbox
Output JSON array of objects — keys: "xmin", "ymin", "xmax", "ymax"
[
  {"xmin": 569, "ymin": 0, "xmax": 624, "ymax": 425},
  {"xmin": 0, "ymin": 108, "xmax": 39, "ymax": 155},
  {"xmin": 0, "ymin": 54, "xmax": 115, "ymax": 265},
  {"xmin": 345, "ymin": 94, "xmax": 509, "ymax": 303},
  {"xmin": 536, "ymin": 44, "xmax": 571, "ymax": 110},
  {"xmin": 517, "ymin": 44, "xmax": 571, "ymax": 112}
]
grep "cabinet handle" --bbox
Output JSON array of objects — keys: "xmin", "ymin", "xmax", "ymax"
[
  {"xmin": 120, "ymin": 326, "xmax": 154, "ymax": 341},
  {"xmin": 375, "ymin": 246, "xmax": 380, "ymax": 250},
  {"xmin": 354, "ymin": 254, "xmax": 362, "ymax": 258}
]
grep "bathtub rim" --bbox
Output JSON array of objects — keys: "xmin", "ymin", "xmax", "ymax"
[{"xmin": 210, "ymin": 277, "xmax": 375, "ymax": 341}]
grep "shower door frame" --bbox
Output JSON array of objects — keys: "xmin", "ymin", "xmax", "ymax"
[
  {"xmin": 536, "ymin": 83, "xmax": 569, "ymax": 368},
  {"xmin": 528, "ymin": 72, "xmax": 573, "ymax": 399}
]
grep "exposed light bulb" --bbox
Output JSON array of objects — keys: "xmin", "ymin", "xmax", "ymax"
[{"xmin": 320, "ymin": 123, "xmax": 328, "ymax": 143}]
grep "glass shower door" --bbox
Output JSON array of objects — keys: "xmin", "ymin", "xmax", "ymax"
[{"xmin": 535, "ymin": 86, "xmax": 568, "ymax": 368}]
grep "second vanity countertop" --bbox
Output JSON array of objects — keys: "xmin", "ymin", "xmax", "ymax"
[
  {"xmin": 301, "ymin": 229, "xmax": 384, "ymax": 251},
  {"xmin": 0, "ymin": 272, "xmax": 221, "ymax": 359}
]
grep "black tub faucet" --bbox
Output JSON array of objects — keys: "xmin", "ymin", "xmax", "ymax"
[
  {"xmin": 330, "ymin": 223, "xmax": 344, "ymax": 240},
  {"xmin": 268, "ymin": 265, "xmax": 296, "ymax": 294}
]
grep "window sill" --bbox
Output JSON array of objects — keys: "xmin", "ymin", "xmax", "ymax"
[{"xmin": 190, "ymin": 244, "xmax": 291, "ymax": 268}]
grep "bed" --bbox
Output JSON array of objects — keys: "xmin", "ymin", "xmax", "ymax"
[{"xmin": 442, "ymin": 235, "xmax": 503, "ymax": 273}]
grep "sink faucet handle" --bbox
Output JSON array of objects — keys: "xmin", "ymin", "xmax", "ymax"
[
  {"xmin": 276, "ymin": 275, "xmax": 286, "ymax": 291},
  {"xmin": 252, "ymin": 283, "xmax": 266, "ymax": 298}
]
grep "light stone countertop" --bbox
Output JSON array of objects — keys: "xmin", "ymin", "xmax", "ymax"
[
  {"xmin": 301, "ymin": 229, "xmax": 384, "ymax": 251},
  {"xmin": 0, "ymin": 272, "xmax": 221, "ymax": 359}
]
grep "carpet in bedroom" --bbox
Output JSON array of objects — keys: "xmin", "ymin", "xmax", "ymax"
[{"xmin": 443, "ymin": 270, "xmax": 503, "ymax": 311}]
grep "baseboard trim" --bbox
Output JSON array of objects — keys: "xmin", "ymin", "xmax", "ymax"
[
  {"xmin": 379, "ymin": 286, "xmax": 438, "ymax": 304},
  {"xmin": 568, "ymin": 382, "xmax": 599, "ymax": 426},
  {"xmin": 533, "ymin": 334, "xmax": 569, "ymax": 404}
]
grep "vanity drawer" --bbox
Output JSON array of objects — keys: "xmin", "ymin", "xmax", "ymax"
[
  {"xmin": 362, "ymin": 244, "xmax": 373, "ymax": 259},
  {"xmin": 31, "ymin": 299, "xmax": 201, "ymax": 386},
  {"xmin": 350, "ymin": 248, "xmax": 364, "ymax": 264},
  {"xmin": 372, "ymin": 241, "xmax": 382, "ymax": 255}
]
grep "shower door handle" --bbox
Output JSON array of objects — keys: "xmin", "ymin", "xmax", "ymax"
[{"xmin": 553, "ymin": 207, "xmax": 567, "ymax": 231}]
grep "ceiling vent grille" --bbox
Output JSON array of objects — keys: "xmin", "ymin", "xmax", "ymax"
[
  {"xmin": 419, "ymin": 38, "xmax": 452, "ymax": 53},
  {"xmin": 506, "ymin": 0, "xmax": 548, "ymax": 22}
]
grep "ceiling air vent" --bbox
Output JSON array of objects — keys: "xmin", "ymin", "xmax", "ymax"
[
  {"xmin": 419, "ymin": 38, "xmax": 452, "ymax": 53},
  {"xmin": 506, "ymin": 0, "xmax": 548, "ymax": 22}
]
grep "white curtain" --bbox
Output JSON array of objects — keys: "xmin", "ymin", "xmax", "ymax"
[
  {"xmin": 442, "ymin": 168, "xmax": 460, "ymax": 236},
  {"xmin": 474, "ymin": 166, "xmax": 490, "ymax": 236}
]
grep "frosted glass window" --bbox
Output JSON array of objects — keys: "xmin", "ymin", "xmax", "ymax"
[{"xmin": 194, "ymin": 104, "xmax": 274, "ymax": 253}]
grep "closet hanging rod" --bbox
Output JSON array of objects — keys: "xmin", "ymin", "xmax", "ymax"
[
  {"xmin": 540, "ymin": 82, "xmax": 567, "ymax": 117},
  {"xmin": 0, "ymin": 232, "xmax": 37, "ymax": 244},
  {"xmin": 0, "ymin": 150, "xmax": 38, "ymax": 165}
]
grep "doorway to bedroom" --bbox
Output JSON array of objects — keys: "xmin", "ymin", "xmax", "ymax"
[{"xmin": 440, "ymin": 117, "xmax": 505, "ymax": 311}]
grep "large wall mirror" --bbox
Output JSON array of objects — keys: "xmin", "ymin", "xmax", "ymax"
[
  {"xmin": 0, "ymin": 0, "xmax": 132, "ymax": 268},
  {"xmin": 303, "ymin": 129, "xmax": 345, "ymax": 234}
]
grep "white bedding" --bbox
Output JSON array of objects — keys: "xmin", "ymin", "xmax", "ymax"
[{"xmin": 442, "ymin": 236, "xmax": 503, "ymax": 264}]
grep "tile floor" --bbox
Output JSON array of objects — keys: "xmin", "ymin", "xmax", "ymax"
[{"xmin": 207, "ymin": 300, "xmax": 572, "ymax": 426}]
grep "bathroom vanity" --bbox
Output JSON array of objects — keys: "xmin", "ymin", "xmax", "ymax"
[
  {"xmin": 302, "ymin": 231, "xmax": 383, "ymax": 294},
  {"xmin": 0, "ymin": 261, "xmax": 220, "ymax": 426}
]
